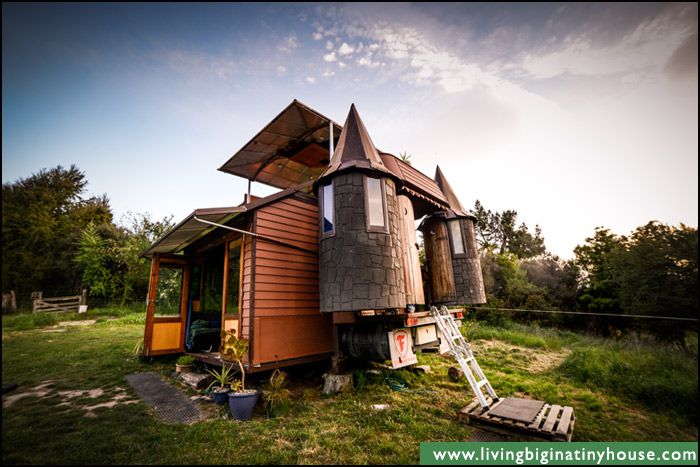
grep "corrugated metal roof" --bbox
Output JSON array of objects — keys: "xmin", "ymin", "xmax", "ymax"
[{"xmin": 218, "ymin": 100, "xmax": 342, "ymax": 189}]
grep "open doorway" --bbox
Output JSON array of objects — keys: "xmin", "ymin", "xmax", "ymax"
[{"xmin": 186, "ymin": 245, "xmax": 224, "ymax": 352}]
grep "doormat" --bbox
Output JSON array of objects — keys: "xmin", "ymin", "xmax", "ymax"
[{"xmin": 126, "ymin": 372, "xmax": 207, "ymax": 424}]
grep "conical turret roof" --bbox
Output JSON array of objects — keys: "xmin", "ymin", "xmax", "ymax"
[
  {"xmin": 317, "ymin": 104, "xmax": 394, "ymax": 182},
  {"xmin": 435, "ymin": 165, "xmax": 471, "ymax": 218}
]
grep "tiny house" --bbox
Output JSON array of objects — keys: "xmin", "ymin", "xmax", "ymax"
[{"xmin": 142, "ymin": 100, "xmax": 486, "ymax": 373}]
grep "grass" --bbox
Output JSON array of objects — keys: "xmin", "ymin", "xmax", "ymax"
[{"xmin": 2, "ymin": 309, "xmax": 698, "ymax": 464}]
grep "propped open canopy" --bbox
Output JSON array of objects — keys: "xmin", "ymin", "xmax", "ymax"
[
  {"xmin": 142, "ymin": 206, "xmax": 245, "ymax": 257},
  {"xmin": 218, "ymin": 100, "xmax": 342, "ymax": 189}
]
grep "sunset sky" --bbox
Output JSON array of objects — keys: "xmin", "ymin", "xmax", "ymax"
[{"xmin": 3, "ymin": 3, "xmax": 697, "ymax": 257}]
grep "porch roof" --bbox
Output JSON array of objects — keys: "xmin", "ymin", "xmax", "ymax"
[{"xmin": 142, "ymin": 206, "xmax": 246, "ymax": 258}]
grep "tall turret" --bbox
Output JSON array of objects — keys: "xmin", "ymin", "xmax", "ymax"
[
  {"xmin": 420, "ymin": 166, "xmax": 486, "ymax": 305},
  {"xmin": 315, "ymin": 105, "xmax": 406, "ymax": 312}
]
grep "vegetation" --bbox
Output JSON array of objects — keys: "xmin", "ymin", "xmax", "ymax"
[
  {"xmin": 2, "ymin": 308, "xmax": 696, "ymax": 464},
  {"xmin": 207, "ymin": 364, "xmax": 236, "ymax": 391},
  {"xmin": 2, "ymin": 165, "xmax": 173, "ymax": 309},
  {"xmin": 263, "ymin": 369, "xmax": 292, "ymax": 416},
  {"xmin": 220, "ymin": 330, "xmax": 250, "ymax": 392},
  {"xmin": 176, "ymin": 355, "xmax": 195, "ymax": 366}
]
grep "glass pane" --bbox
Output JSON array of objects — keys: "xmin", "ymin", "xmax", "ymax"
[
  {"xmin": 449, "ymin": 220, "xmax": 465, "ymax": 255},
  {"xmin": 226, "ymin": 241, "xmax": 241, "ymax": 315},
  {"xmin": 323, "ymin": 182, "xmax": 334, "ymax": 233},
  {"xmin": 367, "ymin": 177, "xmax": 386, "ymax": 228},
  {"xmin": 155, "ymin": 266, "xmax": 182, "ymax": 316},
  {"xmin": 201, "ymin": 246, "xmax": 224, "ymax": 313}
]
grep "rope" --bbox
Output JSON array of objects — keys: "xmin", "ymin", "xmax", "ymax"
[{"xmin": 466, "ymin": 306, "xmax": 698, "ymax": 322}]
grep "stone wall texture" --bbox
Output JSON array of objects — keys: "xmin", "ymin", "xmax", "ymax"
[
  {"xmin": 319, "ymin": 172, "xmax": 406, "ymax": 312},
  {"xmin": 451, "ymin": 218, "xmax": 487, "ymax": 304}
]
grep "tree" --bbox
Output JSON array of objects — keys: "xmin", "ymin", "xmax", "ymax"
[
  {"xmin": 521, "ymin": 254, "xmax": 579, "ymax": 310},
  {"xmin": 2, "ymin": 165, "xmax": 112, "ymax": 305},
  {"xmin": 472, "ymin": 200, "xmax": 546, "ymax": 258},
  {"xmin": 74, "ymin": 222, "xmax": 115, "ymax": 299},
  {"xmin": 573, "ymin": 227, "xmax": 623, "ymax": 313}
]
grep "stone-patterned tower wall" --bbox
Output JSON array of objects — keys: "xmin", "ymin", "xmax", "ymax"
[
  {"xmin": 452, "ymin": 218, "xmax": 487, "ymax": 304},
  {"xmin": 319, "ymin": 172, "xmax": 406, "ymax": 312}
]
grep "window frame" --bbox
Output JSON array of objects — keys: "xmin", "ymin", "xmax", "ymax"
[
  {"xmin": 447, "ymin": 219, "xmax": 467, "ymax": 259},
  {"xmin": 364, "ymin": 175, "xmax": 389, "ymax": 233},
  {"xmin": 320, "ymin": 180, "xmax": 336, "ymax": 238}
]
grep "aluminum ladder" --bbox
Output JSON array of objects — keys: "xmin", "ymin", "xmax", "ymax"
[{"xmin": 430, "ymin": 305, "xmax": 498, "ymax": 409}]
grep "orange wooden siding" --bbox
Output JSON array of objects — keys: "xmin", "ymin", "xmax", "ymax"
[{"xmin": 250, "ymin": 196, "xmax": 332, "ymax": 366}]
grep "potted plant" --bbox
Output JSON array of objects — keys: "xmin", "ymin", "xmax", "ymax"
[
  {"xmin": 263, "ymin": 369, "xmax": 291, "ymax": 417},
  {"xmin": 175, "ymin": 355, "xmax": 195, "ymax": 374},
  {"xmin": 206, "ymin": 364, "xmax": 235, "ymax": 404},
  {"xmin": 220, "ymin": 330, "xmax": 258, "ymax": 420}
]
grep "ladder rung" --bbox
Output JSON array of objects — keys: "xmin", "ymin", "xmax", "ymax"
[{"xmin": 477, "ymin": 379, "xmax": 489, "ymax": 388}]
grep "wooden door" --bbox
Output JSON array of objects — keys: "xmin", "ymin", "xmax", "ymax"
[
  {"xmin": 423, "ymin": 217, "xmax": 456, "ymax": 304},
  {"xmin": 143, "ymin": 254, "xmax": 190, "ymax": 356},
  {"xmin": 397, "ymin": 196, "xmax": 425, "ymax": 305}
]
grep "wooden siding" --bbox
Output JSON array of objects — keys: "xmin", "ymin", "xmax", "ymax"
[
  {"xmin": 240, "ymin": 231, "xmax": 254, "ymax": 339},
  {"xmin": 250, "ymin": 196, "xmax": 332, "ymax": 366}
]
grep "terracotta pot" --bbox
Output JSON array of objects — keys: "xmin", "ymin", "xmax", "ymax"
[{"xmin": 175, "ymin": 363, "xmax": 194, "ymax": 374}]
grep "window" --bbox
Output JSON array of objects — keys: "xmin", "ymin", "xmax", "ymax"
[
  {"xmin": 365, "ymin": 176, "xmax": 388, "ymax": 232},
  {"xmin": 448, "ymin": 219, "xmax": 466, "ymax": 257},
  {"xmin": 321, "ymin": 181, "xmax": 335, "ymax": 236}
]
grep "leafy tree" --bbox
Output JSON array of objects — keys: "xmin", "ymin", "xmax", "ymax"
[
  {"xmin": 2, "ymin": 165, "xmax": 112, "ymax": 305},
  {"xmin": 574, "ymin": 227, "xmax": 623, "ymax": 313},
  {"xmin": 521, "ymin": 254, "xmax": 579, "ymax": 310},
  {"xmin": 74, "ymin": 222, "xmax": 115, "ymax": 299},
  {"xmin": 472, "ymin": 200, "xmax": 545, "ymax": 258},
  {"xmin": 613, "ymin": 222, "xmax": 697, "ymax": 340}
]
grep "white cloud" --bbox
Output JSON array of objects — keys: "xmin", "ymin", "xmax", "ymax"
[
  {"xmin": 338, "ymin": 42, "xmax": 355, "ymax": 55},
  {"xmin": 326, "ymin": 40, "xmax": 334, "ymax": 50},
  {"xmin": 322, "ymin": 70, "xmax": 335, "ymax": 77},
  {"xmin": 277, "ymin": 35, "xmax": 299, "ymax": 53},
  {"xmin": 306, "ymin": 76, "xmax": 316, "ymax": 84},
  {"xmin": 323, "ymin": 52, "xmax": 337, "ymax": 62},
  {"xmin": 338, "ymin": 61, "xmax": 347, "ymax": 68},
  {"xmin": 277, "ymin": 65, "xmax": 287, "ymax": 75},
  {"xmin": 357, "ymin": 56, "xmax": 380, "ymax": 68}
]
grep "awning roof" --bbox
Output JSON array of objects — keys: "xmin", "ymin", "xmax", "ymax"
[
  {"xmin": 142, "ymin": 206, "xmax": 246, "ymax": 257},
  {"xmin": 218, "ymin": 99, "xmax": 342, "ymax": 189}
]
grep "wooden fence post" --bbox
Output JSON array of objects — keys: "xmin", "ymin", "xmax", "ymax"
[
  {"xmin": 80, "ymin": 289, "xmax": 88, "ymax": 306},
  {"xmin": 31, "ymin": 291, "xmax": 43, "ymax": 313}
]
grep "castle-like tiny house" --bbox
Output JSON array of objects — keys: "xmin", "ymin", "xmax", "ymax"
[{"xmin": 141, "ymin": 100, "xmax": 486, "ymax": 373}]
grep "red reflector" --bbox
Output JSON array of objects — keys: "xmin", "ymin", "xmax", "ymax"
[
  {"xmin": 406, "ymin": 317, "xmax": 418, "ymax": 326},
  {"xmin": 454, "ymin": 312, "xmax": 464, "ymax": 319}
]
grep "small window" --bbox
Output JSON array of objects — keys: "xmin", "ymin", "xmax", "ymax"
[
  {"xmin": 448, "ymin": 219, "xmax": 465, "ymax": 256},
  {"xmin": 365, "ymin": 176, "xmax": 388, "ymax": 232},
  {"xmin": 321, "ymin": 181, "xmax": 335, "ymax": 236}
]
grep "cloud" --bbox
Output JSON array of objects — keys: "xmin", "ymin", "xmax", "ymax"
[
  {"xmin": 323, "ymin": 52, "xmax": 337, "ymax": 62},
  {"xmin": 357, "ymin": 56, "xmax": 380, "ymax": 68},
  {"xmin": 522, "ymin": 12, "xmax": 692, "ymax": 78},
  {"xmin": 322, "ymin": 70, "xmax": 335, "ymax": 77},
  {"xmin": 338, "ymin": 61, "xmax": 347, "ymax": 68},
  {"xmin": 326, "ymin": 40, "xmax": 334, "ymax": 50},
  {"xmin": 306, "ymin": 76, "xmax": 316, "ymax": 84},
  {"xmin": 338, "ymin": 42, "xmax": 354, "ymax": 55},
  {"xmin": 664, "ymin": 33, "xmax": 698, "ymax": 80},
  {"xmin": 277, "ymin": 34, "xmax": 299, "ymax": 53},
  {"xmin": 277, "ymin": 65, "xmax": 287, "ymax": 75}
]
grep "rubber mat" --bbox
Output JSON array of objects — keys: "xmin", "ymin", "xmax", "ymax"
[
  {"xmin": 126, "ymin": 372, "xmax": 206, "ymax": 424},
  {"xmin": 487, "ymin": 397, "xmax": 545, "ymax": 423}
]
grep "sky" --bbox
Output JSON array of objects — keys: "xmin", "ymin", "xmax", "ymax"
[{"xmin": 3, "ymin": 3, "xmax": 698, "ymax": 258}]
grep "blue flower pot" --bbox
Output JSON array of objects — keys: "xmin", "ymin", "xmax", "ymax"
[
  {"xmin": 228, "ymin": 391, "xmax": 259, "ymax": 421},
  {"xmin": 211, "ymin": 389, "xmax": 229, "ymax": 404}
]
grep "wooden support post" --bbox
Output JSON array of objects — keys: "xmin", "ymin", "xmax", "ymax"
[
  {"xmin": 80, "ymin": 289, "xmax": 88, "ymax": 306},
  {"xmin": 31, "ymin": 291, "xmax": 43, "ymax": 313}
]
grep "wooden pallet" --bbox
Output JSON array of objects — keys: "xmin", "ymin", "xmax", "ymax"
[{"xmin": 458, "ymin": 397, "xmax": 575, "ymax": 442}]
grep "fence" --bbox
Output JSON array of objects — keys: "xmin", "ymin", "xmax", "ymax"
[{"xmin": 32, "ymin": 290, "xmax": 88, "ymax": 313}]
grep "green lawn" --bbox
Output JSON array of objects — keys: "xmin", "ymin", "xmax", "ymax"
[{"xmin": 2, "ymin": 310, "xmax": 697, "ymax": 464}]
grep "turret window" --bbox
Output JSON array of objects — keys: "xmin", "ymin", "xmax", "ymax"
[
  {"xmin": 448, "ymin": 219, "xmax": 466, "ymax": 257},
  {"xmin": 365, "ymin": 176, "xmax": 388, "ymax": 232},
  {"xmin": 320, "ymin": 181, "xmax": 335, "ymax": 237}
]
